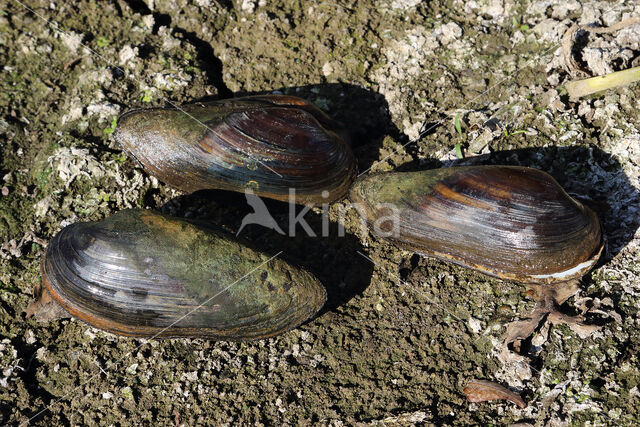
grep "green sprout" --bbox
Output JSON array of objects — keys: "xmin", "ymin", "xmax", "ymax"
[
  {"xmin": 454, "ymin": 113, "xmax": 465, "ymax": 159},
  {"xmin": 454, "ymin": 113, "xmax": 463, "ymax": 135},
  {"xmin": 140, "ymin": 89, "xmax": 152, "ymax": 103},
  {"xmin": 98, "ymin": 192, "xmax": 110, "ymax": 203},
  {"xmin": 37, "ymin": 167, "xmax": 53, "ymax": 189},
  {"xmin": 104, "ymin": 116, "xmax": 118, "ymax": 135},
  {"xmin": 503, "ymin": 128, "xmax": 527, "ymax": 137},
  {"xmin": 112, "ymin": 152, "xmax": 128, "ymax": 163},
  {"xmin": 95, "ymin": 36, "xmax": 110, "ymax": 48},
  {"xmin": 576, "ymin": 394, "xmax": 590, "ymax": 403}
]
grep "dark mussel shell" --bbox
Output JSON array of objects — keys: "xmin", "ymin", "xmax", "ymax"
[
  {"xmin": 349, "ymin": 166, "xmax": 603, "ymax": 284},
  {"xmin": 41, "ymin": 209, "xmax": 326, "ymax": 339},
  {"xmin": 114, "ymin": 95, "xmax": 357, "ymax": 205}
]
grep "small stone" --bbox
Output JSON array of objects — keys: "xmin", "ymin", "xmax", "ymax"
[
  {"xmin": 141, "ymin": 14, "xmax": 154, "ymax": 31},
  {"xmin": 390, "ymin": 0, "xmax": 421, "ymax": 10},
  {"xmin": 240, "ymin": 0, "xmax": 256, "ymax": 13},
  {"xmin": 182, "ymin": 371, "xmax": 198, "ymax": 382},
  {"xmin": 25, "ymin": 330, "xmax": 37, "ymax": 345},
  {"xmin": 121, "ymin": 386, "xmax": 134, "ymax": 399},
  {"xmin": 468, "ymin": 317, "xmax": 482, "ymax": 333},
  {"xmin": 435, "ymin": 22, "xmax": 462, "ymax": 45},
  {"xmin": 119, "ymin": 45, "xmax": 138, "ymax": 66},
  {"xmin": 322, "ymin": 62, "xmax": 334, "ymax": 77}
]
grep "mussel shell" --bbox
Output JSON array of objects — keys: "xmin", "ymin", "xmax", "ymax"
[
  {"xmin": 349, "ymin": 166, "xmax": 603, "ymax": 284},
  {"xmin": 114, "ymin": 95, "xmax": 357, "ymax": 205},
  {"xmin": 41, "ymin": 209, "xmax": 326, "ymax": 340}
]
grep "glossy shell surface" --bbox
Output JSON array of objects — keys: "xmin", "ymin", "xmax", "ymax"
[
  {"xmin": 41, "ymin": 209, "xmax": 326, "ymax": 340},
  {"xmin": 114, "ymin": 95, "xmax": 356, "ymax": 204},
  {"xmin": 350, "ymin": 166, "xmax": 603, "ymax": 284}
]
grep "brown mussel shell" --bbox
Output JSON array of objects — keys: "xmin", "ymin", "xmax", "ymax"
[
  {"xmin": 41, "ymin": 209, "xmax": 326, "ymax": 340},
  {"xmin": 114, "ymin": 95, "xmax": 357, "ymax": 205},
  {"xmin": 349, "ymin": 166, "xmax": 603, "ymax": 284}
]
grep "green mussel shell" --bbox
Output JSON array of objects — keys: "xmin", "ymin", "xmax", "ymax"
[
  {"xmin": 350, "ymin": 166, "xmax": 603, "ymax": 284},
  {"xmin": 114, "ymin": 95, "xmax": 357, "ymax": 205},
  {"xmin": 41, "ymin": 209, "xmax": 326, "ymax": 339}
]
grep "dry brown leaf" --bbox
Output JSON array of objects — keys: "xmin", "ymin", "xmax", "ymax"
[
  {"xmin": 549, "ymin": 279, "xmax": 581, "ymax": 305},
  {"xmin": 501, "ymin": 280, "xmax": 597, "ymax": 359},
  {"xmin": 503, "ymin": 310, "xmax": 547, "ymax": 346},
  {"xmin": 463, "ymin": 379, "xmax": 526, "ymax": 409},
  {"xmin": 25, "ymin": 282, "xmax": 70, "ymax": 321},
  {"xmin": 548, "ymin": 311, "xmax": 600, "ymax": 338}
]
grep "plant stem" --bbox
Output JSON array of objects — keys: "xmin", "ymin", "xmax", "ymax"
[{"xmin": 565, "ymin": 66, "xmax": 640, "ymax": 99}]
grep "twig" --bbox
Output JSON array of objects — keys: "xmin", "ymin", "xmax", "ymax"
[
  {"xmin": 565, "ymin": 66, "xmax": 640, "ymax": 99},
  {"xmin": 561, "ymin": 17, "xmax": 640, "ymax": 77}
]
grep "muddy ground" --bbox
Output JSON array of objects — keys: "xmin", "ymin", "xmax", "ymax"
[{"xmin": 1, "ymin": 0, "xmax": 640, "ymax": 425}]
